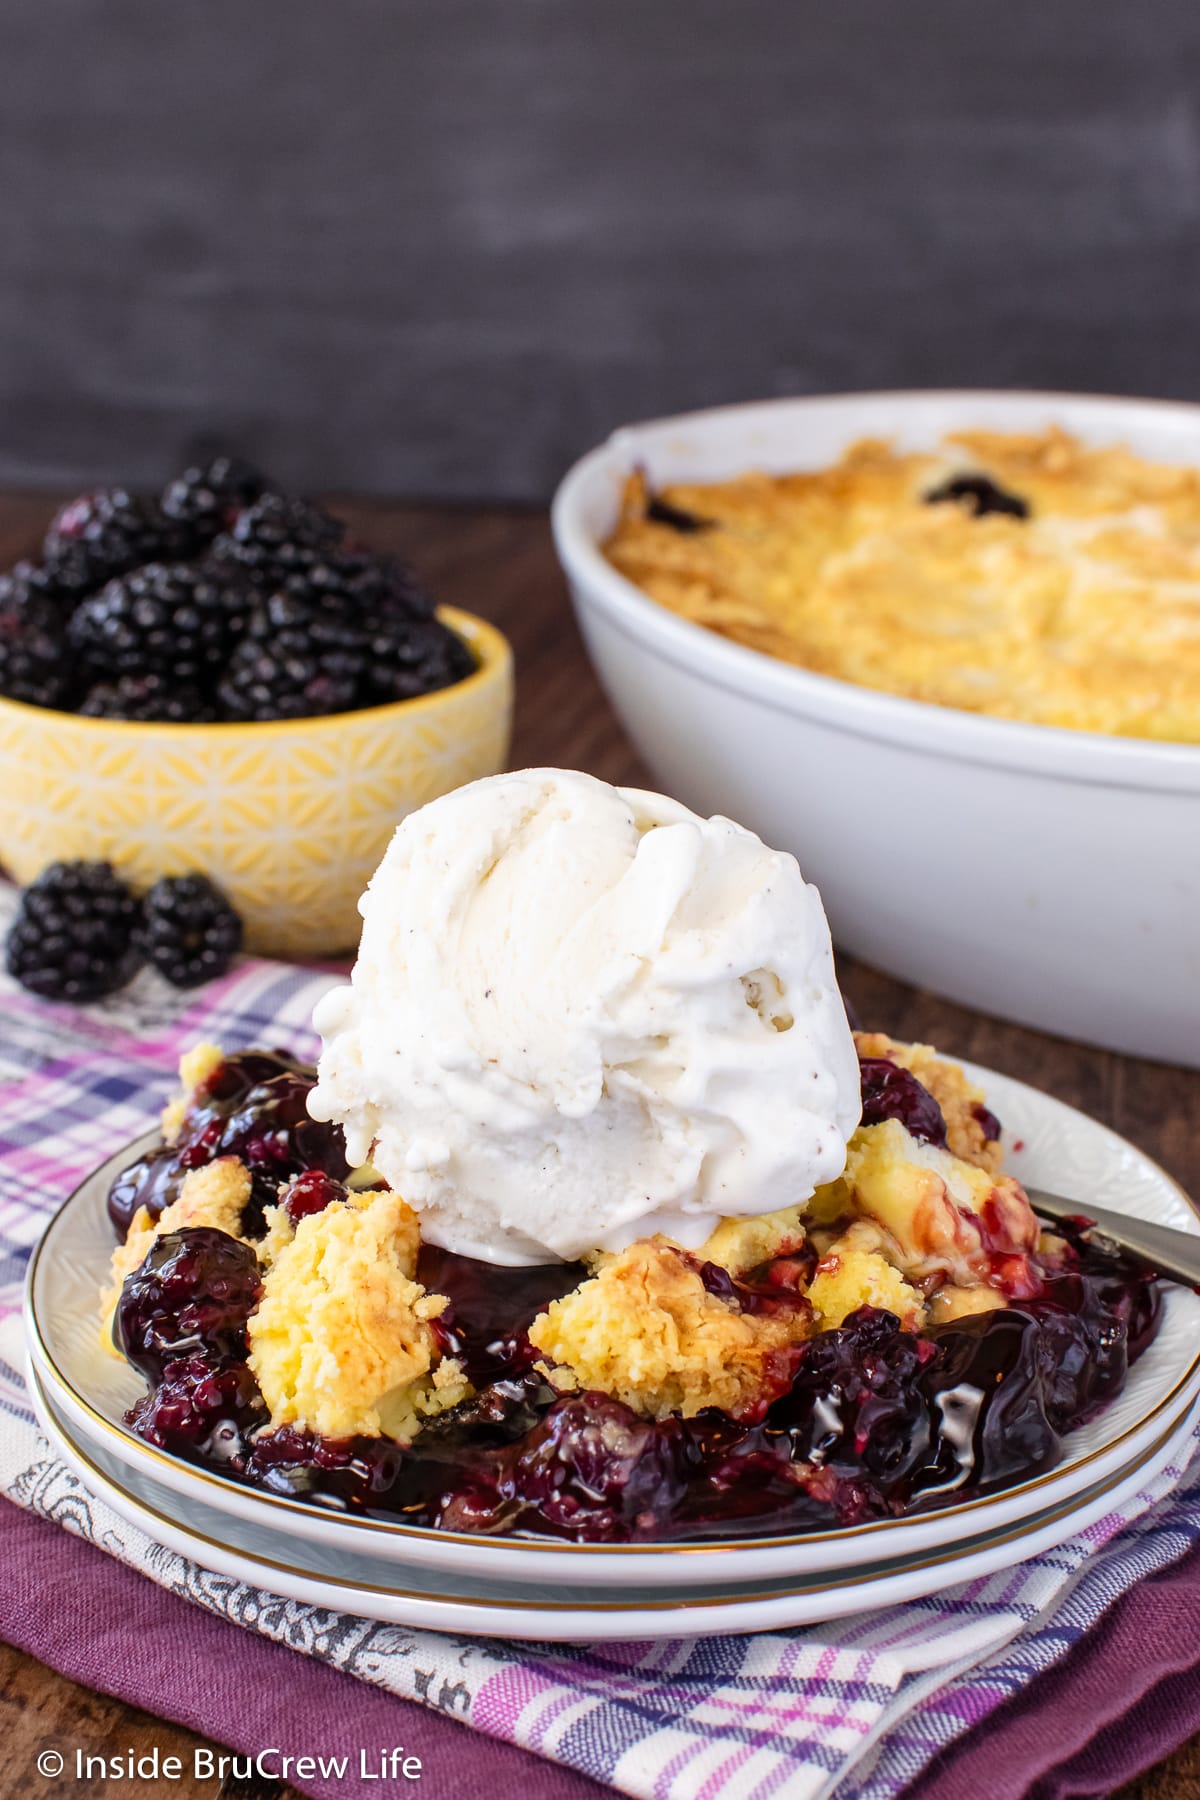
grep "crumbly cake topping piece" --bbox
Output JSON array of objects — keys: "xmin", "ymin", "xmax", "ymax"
[
  {"xmin": 807, "ymin": 1232, "xmax": 925, "ymax": 1331},
  {"xmin": 246, "ymin": 1188, "xmax": 444, "ymax": 1440},
  {"xmin": 694, "ymin": 1205, "xmax": 808, "ymax": 1276},
  {"xmin": 815, "ymin": 1117, "xmax": 1039, "ymax": 1287},
  {"xmin": 528, "ymin": 1238, "xmax": 810, "ymax": 1420}
]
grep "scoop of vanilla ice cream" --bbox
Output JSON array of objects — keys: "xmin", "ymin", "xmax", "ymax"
[{"xmin": 308, "ymin": 769, "xmax": 860, "ymax": 1265}]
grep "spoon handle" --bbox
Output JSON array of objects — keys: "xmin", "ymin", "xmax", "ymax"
[{"xmin": 1026, "ymin": 1185, "xmax": 1200, "ymax": 1288}]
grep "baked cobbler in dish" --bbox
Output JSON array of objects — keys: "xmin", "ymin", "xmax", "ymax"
[
  {"xmin": 103, "ymin": 1035, "xmax": 1161, "ymax": 1541},
  {"xmin": 603, "ymin": 428, "xmax": 1200, "ymax": 742}
]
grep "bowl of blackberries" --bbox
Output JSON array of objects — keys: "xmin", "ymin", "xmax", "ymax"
[{"xmin": 0, "ymin": 457, "xmax": 512, "ymax": 958}]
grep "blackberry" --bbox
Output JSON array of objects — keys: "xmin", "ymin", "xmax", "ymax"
[
  {"xmin": 217, "ymin": 589, "xmax": 364, "ymax": 720},
  {"xmin": 283, "ymin": 1169, "xmax": 349, "ymax": 1224},
  {"xmin": 141, "ymin": 873, "xmax": 243, "ymax": 987},
  {"xmin": 5, "ymin": 860, "xmax": 143, "ymax": 1002},
  {"xmin": 68, "ymin": 562, "xmax": 251, "ymax": 681},
  {"xmin": 924, "ymin": 473, "xmax": 1030, "ymax": 520},
  {"xmin": 161, "ymin": 455, "xmax": 268, "ymax": 539},
  {"xmin": 104, "ymin": 1047, "xmax": 321, "ymax": 1235},
  {"xmin": 858, "ymin": 1056, "xmax": 948, "ymax": 1148},
  {"xmin": 307, "ymin": 552, "xmax": 468, "ymax": 701},
  {"xmin": 217, "ymin": 554, "xmax": 471, "ymax": 721},
  {"xmin": 114, "ymin": 1226, "xmax": 262, "ymax": 1376},
  {"xmin": 0, "ymin": 559, "xmax": 75, "ymax": 621},
  {"xmin": 43, "ymin": 488, "xmax": 195, "ymax": 595},
  {"xmin": 209, "ymin": 492, "xmax": 343, "ymax": 587},
  {"xmin": 245, "ymin": 1425, "xmax": 404, "ymax": 1508},
  {"xmin": 0, "ymin": 588, "xmax": 75, "ymax": 709},
  {"xmin": 290, "ymin": 548, "xmax": 437, "ymax": 624},
  {"xmin": 645, "ymin": 493, "xmax": 713, "ymax": 533},
  {"xmin": 365, "ymin": 613, "xmax": 475, "ymax": 706},
  {"xmin": 128, "ymin": 1353, "xmax": 267, "ymax": 1467},
  {"xmin": 79, "ymin": 673, "xmax": 218, "ymax": 724}
]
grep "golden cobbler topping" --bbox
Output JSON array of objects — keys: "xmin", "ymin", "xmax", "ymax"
[
  {"xmin": 160, "ymin": 1042, "xmax": 225, "ymax": 1144},
  {"xmin": 528, "ymin": 1238, "xmax": 810, "ymax": 1420},
  {"xmin": 807, "ymin": 1229, "xmax": 925, "ymax": 1332},
  {"xmin": 245, "ymin": 1188, "xmax": 462, "ymax": 1441},
  {"xmin": 604, "ymin": 428, "xmax": 1200, "ymax": 742},
  {"xmin": 693, "ymin": 1205, "xmax": 809, "ymax": 1277},
  {"xmin": 810, "ymin": 1117, "xmax": 1039, "ymax": 1288}
]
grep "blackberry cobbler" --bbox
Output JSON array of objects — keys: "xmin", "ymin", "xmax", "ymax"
[
  {"xmin": 102, "ymin": 1035, "xmax": 1161, "ymax": 1541},
  {"xmin": 604, "ymin": 427, "xmax": 1200, "ymax": 742}
]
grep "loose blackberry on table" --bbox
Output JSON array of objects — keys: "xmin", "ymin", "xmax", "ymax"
[
  {"xmin": 5, "ymin": 859, "xmax": 143, "ymax": 1002},
  {"xmin": 5, "ymin": 862, "xmax": 246, "ymax": 1001},
  {"xmin": 140, "ymin": 873, "xmax": 244, "ymax": 987}
]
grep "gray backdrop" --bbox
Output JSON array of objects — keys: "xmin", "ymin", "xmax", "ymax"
[{"xmin": 3, "ymin": 1, "xmax": 1199, "ymax": 502}]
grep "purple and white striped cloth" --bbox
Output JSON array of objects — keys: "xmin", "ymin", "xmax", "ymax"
[{"xmin": 2, "ymin": 889, "xmax": 1199, "ymax": 1800}]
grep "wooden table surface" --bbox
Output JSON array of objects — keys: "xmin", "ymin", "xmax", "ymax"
[{"xmin": 1, "ymin": 496, "xmax": 1198, "ymax": 1800}]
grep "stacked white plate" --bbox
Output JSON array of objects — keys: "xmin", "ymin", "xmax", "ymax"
[{"xmin": 26, "ymin": 1062, "xmax": 1200, "ymax": 1641}]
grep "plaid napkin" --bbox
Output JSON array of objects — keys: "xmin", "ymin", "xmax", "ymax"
[{"xmin": 3, "ymin": 890, "xmax": 1200, "ymax": 1800}]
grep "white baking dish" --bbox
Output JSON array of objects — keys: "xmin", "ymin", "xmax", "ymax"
[{"xmin": 551, "ymin": 391, "xmax": 1200, "ymax": 1066}]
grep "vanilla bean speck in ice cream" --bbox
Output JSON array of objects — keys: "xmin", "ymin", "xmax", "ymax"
[{"xmin": 308, "ymin": 769, "xmax": 861, "ymax": 1265}]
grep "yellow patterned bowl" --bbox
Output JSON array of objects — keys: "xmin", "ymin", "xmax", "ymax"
[{"xmin": 0, "ymin": 607, "xmax": 512, "ymax": 958}]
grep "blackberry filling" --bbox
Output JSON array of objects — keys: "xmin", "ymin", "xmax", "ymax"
[
  {"xmin": 858, "ymin": 1055, "xmax": 948, "ymax": 1146},
  {"xmin": 415, "ymin": 1243, "xmax": 585, "ymax": 1383},
  {"xmin": 924, "ymin": 473, "xmax": 1030, "ymax": 520},
  {"xmin": 436, "ymin": 1394, "xmax": 689, "ymax": 1541},
  {"xmin": 283, "ymin": 1169, "xmax": 349, "ymax": 1224},
  {"xmin": 114, "ymin": 1226, "xmax": 262, "ymax": 1378},
  {"xmin": 127, "ymin": 1354, "xmax": 267, "ymax": 1467},
  {"xmin": 245, "ymin": 1426, "xmax": 405, "ymax": 1511},
  {"xmin": 697, "ymin": 1252, "xmax": 816, "ymax": 1319},
  {"xmin": 117, "ymin": 1223, "xmax": 1160, "ymax": 1541},
  {"xmin": 973, "ymin": 1101, "xmax": 1003, "ymax": 1143},
  {"xmin": 106, "ymin": 1048, "xmax": 346, "ymax": 1237},
  {"xmin": 645, "ymin": 493, "xmax": 713, "ymax": 533}
]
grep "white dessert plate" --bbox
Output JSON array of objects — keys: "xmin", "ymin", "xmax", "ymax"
[
  {"xmin": 27, "ymin": 1358, "xmax": 1200, "ymax": 1641},
  {"xmin": 25, "ymin": 1058, "xmax": 1200, "ymax": 1590}
]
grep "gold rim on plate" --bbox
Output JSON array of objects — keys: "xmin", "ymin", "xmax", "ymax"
[{"xmin": 30, "ymin": 1359, "xmax": 1198, "ymax": 1616}]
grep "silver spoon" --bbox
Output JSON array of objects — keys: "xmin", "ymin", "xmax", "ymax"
[{"xmin": 1027, "ymin": 1186, "xmax": 1200, "ymax": 1288}]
